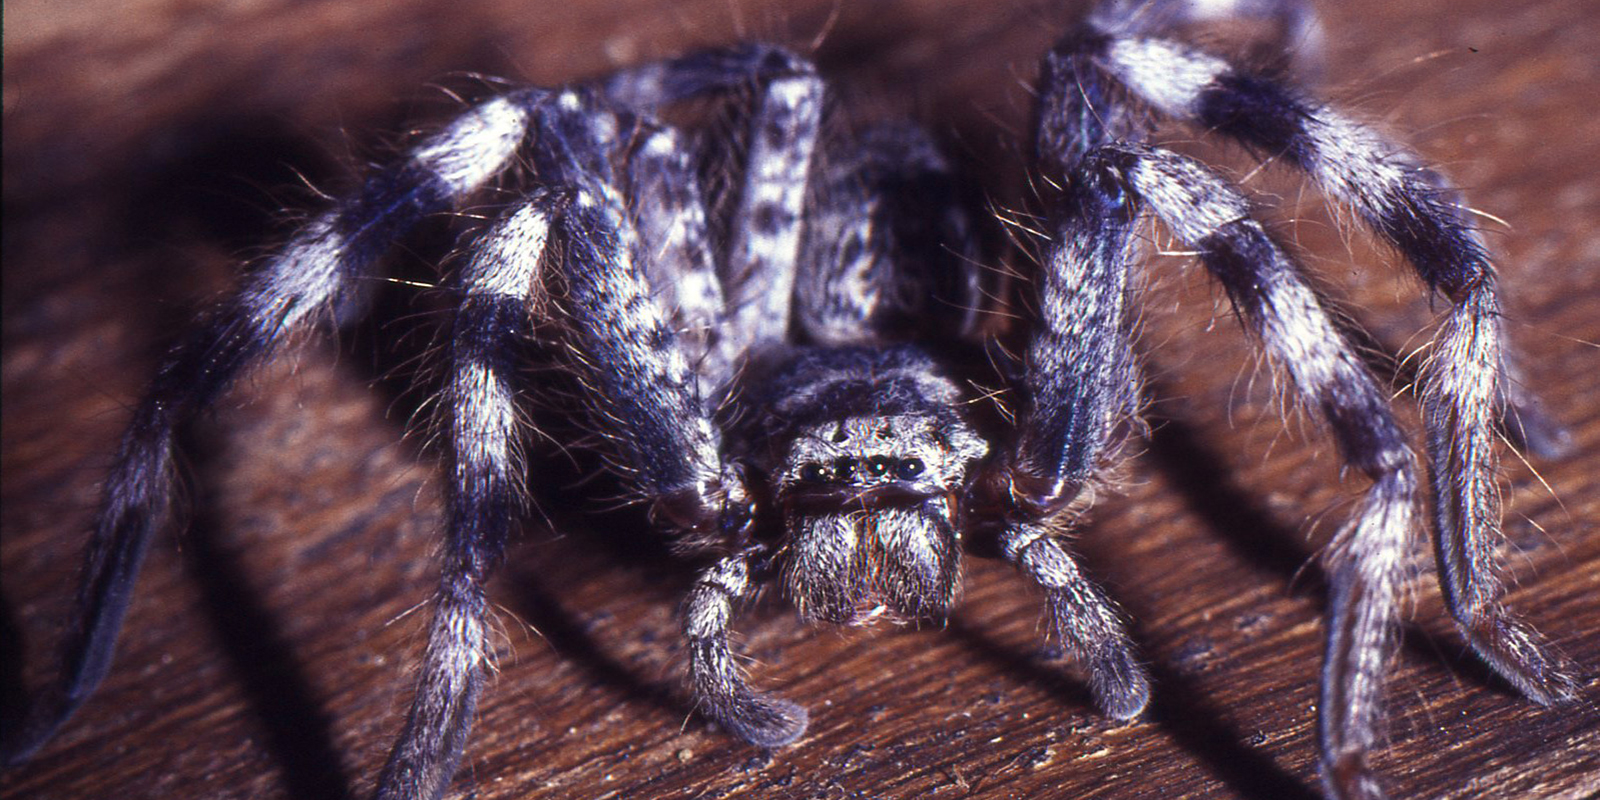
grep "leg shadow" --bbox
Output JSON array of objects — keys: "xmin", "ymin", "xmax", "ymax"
[{"xmin": 183, "ymin": 439, "xmax": 352, "ymax": 800}]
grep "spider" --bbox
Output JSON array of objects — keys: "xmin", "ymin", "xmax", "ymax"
[{"xmin": 3, "ymin": 0, "xmax": 1582, "ymax": 798}]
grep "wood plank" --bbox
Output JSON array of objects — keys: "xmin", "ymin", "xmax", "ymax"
[{"xmin": 4, "ymin": 1, "xmax": 1596, "ymax": 798}]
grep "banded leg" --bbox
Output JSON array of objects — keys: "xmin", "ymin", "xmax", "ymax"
[
  {"xmin": 1, "ymin": 93, "xmax": 535, "ymax": 765},
  {"xmin": 375, "ymin": 195, "xmax": 553, "ymax": 800},
  {"xmin": 1088, "ymin": 0, "xmax": 1326, "ymax": 68},
  {"xmin": 552, "ymin": 178, "xmax": 749, "ymax": 544},
  {"xmin": 607, "ymin": 44, "xmax": 830, "ymax": 359},
  {"xmin": 624, "ymin": 124, "xmax": 737, "ymax": 385},
  {"xmin": 717, "ymin": 53, "xmax": 824, "ymax": 356},
  {"xmin": 1000, "ymin": 155, "xmax": 1141, "ymax": 517},
  {"xmin": 600, "ymin": 43, "xmax": 817, "ymax": 109},
  {"xmin": 1070, "ymin": 14, "xmax": 1577, "ymax": 703},
  {"xmin": 518, "ymin": 86, "xmax": 752, "ymax": 545},
  {"xmin": 1038, "ymin": 0, "xmax": 1323, "ymax": 171},
  {"xmin": 978, "ymin": 151, "xmax": 1149, "ymax": 721},
  {"xmin": 604, "ymin": 45, "xmax": 831, "ymax": 378},
  {"xmin": 1105, "ymin": 143, "xmax": 1423, "ymax": 799},
  {"xmin": 550, "ymin": 48, "xmax": 826, "ymax": 533},
  {"xmin": 684, "ymin": 547, "xmax": 808, "ymax": 747}
]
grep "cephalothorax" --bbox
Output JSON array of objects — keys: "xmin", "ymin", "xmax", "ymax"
[
  {"xmin": 753, "ymin": 346, "xmax": 989, "ymax": 625},
  {"xmin": 5, "ymin": 1, "xmax": 1578, "ymax": 799}
]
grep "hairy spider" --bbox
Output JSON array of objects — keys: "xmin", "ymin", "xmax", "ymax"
[{"xmin": 4, "ymin": 1, "xmax": 1583, "ymax": 799}]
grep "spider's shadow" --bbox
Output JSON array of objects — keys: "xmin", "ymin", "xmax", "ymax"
[
  {"xmin": 497, "ymin": 442, "xmax": 700, "ymax": 722},
  {"xmin": 180, "ymin": 431, "xmax": 355, "ymax": 800},
  {"xmin": 949, "ymin": 407, "xmax": 1324, "ymax": 800},
  {"xmin": 0, "ymin": 588, "xmax": 27, "ymax": 753}
]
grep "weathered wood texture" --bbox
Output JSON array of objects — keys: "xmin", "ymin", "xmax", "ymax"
[{"xmin": 3, "ymin": 1, "xmax": 1597, "ymax": 798}]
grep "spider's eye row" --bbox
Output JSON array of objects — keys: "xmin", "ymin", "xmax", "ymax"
[{"xmin": 798, "ymin": 456, "xmax": 924, "ymax": 483}]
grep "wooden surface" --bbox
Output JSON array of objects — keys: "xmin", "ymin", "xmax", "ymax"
[{"xmin": 3, "ymin": 1, "xmax": 1597, "ymax": 798}]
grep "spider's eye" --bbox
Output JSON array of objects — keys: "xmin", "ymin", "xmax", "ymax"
[
  {"xmin": 1103, "ymin": 177, "xmax": 1128, "ymax": 210},
  {"xmin": 896, "ymin": 458, "xmax": 925, "ymax": 480},
  {"xmin": 833, "ymin": 456, "xmax": 859, "ymax": 480},
  {"xmin": 799, "ymin": 462, "xmax": 831, "ymax": 483},
  {"xmin": 865, "ymin": 456, "xmax": 893, "ymax": 477}
]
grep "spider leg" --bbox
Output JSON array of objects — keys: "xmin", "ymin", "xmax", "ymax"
[
  {"xmin": 1078, "ymin": 16, "xmax": 1578, "ymax": 705},
  {"xmin": 555, "ymin": 180, "xmax": 742, "ymax": 526},
  {"xmin": 1, "ymin": 94, "xmax": 535, "ymax": 766},
  {"xmin": 683, "ymin": 546, "xmax": 808, "ymax": 747},
  {"xmin": 375, "ymin": 194, "xmax": 556, "ymax": 800},
  {"xmin": 482, "ymin": 87, "xmax": 735, "ymax": 538},
  {"xmin": 605, "ymin": 50, "xmax": 837, "ymax": 743},
  {"xmin": 624, "ymin": 124, "xmax": 738, "ymax": 385},
  {"xmin": 604, "ymin": 44, "xmax": 830, "ymax": 376},
  {"xmin": 1002, "ymin": 151, "xmax": 1141, "ymax": 516},
  {"xmin": 559, "ymin": 168, "xmax": 820, "ymax": 739},
  {"xmin": 551, "ymin": 58, "xmax": 829, "ymax": 744},
  {"xmin": 708, "ymin": 50, "xmax": 824, "ymax": 357},
  {"xmin": 600, "ymin": 43, "xmax": 815, "ymax": 108},
  {"xmin": 1089, "ymin": 0, "xmax": 1327, "ymax": 70},
  {"xmin": 1095, "ymin": 143, "xmax": 1426, "ymax": 798},
  {"xmin": 600, "ymin": 45, "xmax": 827, "ymax": 344},
  {"xmin": 974, "ymin": 148, "xmax": 1150, "ymax": 720},
  {"xmin": 549, "ymin": 126, "xmax": 811, "ymax": 744}
]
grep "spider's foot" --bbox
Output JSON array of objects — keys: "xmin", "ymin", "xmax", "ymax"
[
  {"xmin": 1322, "ymin": 751, "xmax": 1388, "ymax": 800},
  {"xmin": 1, "ymin": 694, "xmax": 72, "ymax": 767},
  {"xmin": 718, "ymin": 692, "xmax": 809, "ymax": 749},
  {"xmin": 1465, "ymin": 615, "xmax": 1584, "ymax": 706},
  {"xmin": 1088, "ymin": 644, "xmax": 1151, "ymax": 721},
  {"xmin": 2, "ymin": 730, "xmax": 46, "ymax": 769}
]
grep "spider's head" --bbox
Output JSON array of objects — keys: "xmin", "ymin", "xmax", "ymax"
[{"xmin": 771, "ymin": 413, "xmax": 987, "ymax": 626}]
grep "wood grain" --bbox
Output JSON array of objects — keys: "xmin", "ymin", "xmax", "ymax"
[{"xmin": 3, "ymin": 1, "xmax": 1597, "ymax": 798}]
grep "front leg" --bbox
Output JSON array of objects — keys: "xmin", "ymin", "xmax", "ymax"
[
  {"xmin": 975, "ymin": 154, "xmax": 1152, "ymax": 722},
  {"xmin": 550, "ymin": 178, "xmax": 755, "ymax": 550},
  {"xmin": 999, "ymin": 152, "xmax": 1141, "ymax": 518},
  {"xmin": 519, "ymin": 88, "xmax": 751, "ymax": 543}
]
